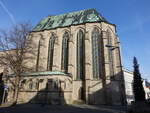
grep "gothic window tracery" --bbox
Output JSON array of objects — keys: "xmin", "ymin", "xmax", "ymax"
[
  {"xmin": 77, "ymin": 29, "xmax": 85, "ymax": 80},
  {"xmin": 92, "ymin": 27, "xmax": 101, "ymax": 79},
  {"xmin": 61, "ymin": 31, "xmax": 69, "ymax": 73},
  {"xmin": 47, "ymin": 33, "xmax": 56, "ymax": 71},
  {"xmin": 36, "ymin": 40, "xmax": 41, "ymax": 71}
]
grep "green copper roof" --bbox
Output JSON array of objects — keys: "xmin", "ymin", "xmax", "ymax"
[
  {"xmin": 24, "ymin": 71, "xmax": 66, "ymax": 76},
  {"xmin": 7, "ymin": 71, "xmax": 67, "ymax": 77},
  {"xmin": 33, "ymin": 9, "xmax": 107, "ymax": 32}
]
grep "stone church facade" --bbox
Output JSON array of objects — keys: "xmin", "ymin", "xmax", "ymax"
[{"xmin": 1, "ymin": 9, "xmax": 126, "ymax": 105}]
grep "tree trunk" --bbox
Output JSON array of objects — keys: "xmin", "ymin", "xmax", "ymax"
[{"xmin": 13, "ymin": 75, "xmax": 20, "ymax": 104}]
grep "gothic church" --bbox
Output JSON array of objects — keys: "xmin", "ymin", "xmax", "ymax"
[{"xmin": 1, "ymin": 9, "xmax": 126, "ymax": 105}]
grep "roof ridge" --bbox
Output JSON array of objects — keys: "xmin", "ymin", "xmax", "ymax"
[
  {"xmin": 33, "ymin": 9, "xmax": 108, "ymax": 32},
  {"xmin": 47, "ymin": 8, "xmax": 97, "ymax": 18}
]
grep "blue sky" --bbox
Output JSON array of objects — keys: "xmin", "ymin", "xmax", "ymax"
[{"xmin": 0, "ymin": 0, "xmax": 150, "ymax": 80}]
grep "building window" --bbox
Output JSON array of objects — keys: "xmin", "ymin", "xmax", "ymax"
[
  {"xmin": 54, "ymin": 81, "xmax": 59, "ymax": 90},
  {"xmin": 92, "ymin": 27, "xmax": 101, "ymax": 79},
  {"xmin": 36, "ymin": 40, "xmax": 41, "ymax": 71},
  {"xmin": 35, "ymin": 81, "xmax": 39, "ymax": 90},
  {"xmin": 20, "ymin": 79, "xmax": 26, "ymax": 90},
  {"xmin": 107, "ymin": 30, "xmax": 114, "ymax": 76},
  {"xmin": 61, "ymin": 32, "xmax": 69, "ymax": 73},
  {"xmin": 47, "ymin": 33, "xmax": 56, "ymax": 71},
  {"xmin": 46, "ymin": 79, "xmax": 53, "ymax": 91},
  {"xmin": 77, "ymin": 29, "xmax": 85, "ymax": 80},
  {"xmin": 29, "ymin": 81, "xmax": 33, "ymax": 89}
]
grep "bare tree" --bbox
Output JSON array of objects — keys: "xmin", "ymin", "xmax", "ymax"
[{"xmin": 0, "ymin": 23, "xmax": 35, "ymax": 104}]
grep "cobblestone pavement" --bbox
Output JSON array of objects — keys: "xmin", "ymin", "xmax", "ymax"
[{"xmin": 0, "ymin": 104, "xmax": 126, "ymax": 113}]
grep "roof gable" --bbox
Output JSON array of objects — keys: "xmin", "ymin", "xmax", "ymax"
[{"xmin": 33, "ymin": 9, "xmax": 107, "ymax": 32}]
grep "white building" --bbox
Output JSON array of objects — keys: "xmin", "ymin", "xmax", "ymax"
[{"xmin": 123, "ymin": 68, "xmax": 150, "ymax": 104}]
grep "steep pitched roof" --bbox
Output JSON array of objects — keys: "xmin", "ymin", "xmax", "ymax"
[{"xmin": 33, "ymin": 9, "xmax": 107, "ymax": 32}]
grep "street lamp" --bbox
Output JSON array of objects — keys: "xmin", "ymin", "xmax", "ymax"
[{"xmin": 105, "ymin": 44, "xmax": 119, "ymax": 51}]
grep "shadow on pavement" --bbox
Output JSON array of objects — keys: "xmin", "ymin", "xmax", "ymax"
[{"xmin": 0, "ymin": 103, "xmax": 126, "ymax": 113}]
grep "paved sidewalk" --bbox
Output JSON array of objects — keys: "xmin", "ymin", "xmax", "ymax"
[{"xmin": 0, "ymin": 103, "xmax": 126, "ymax": 113}]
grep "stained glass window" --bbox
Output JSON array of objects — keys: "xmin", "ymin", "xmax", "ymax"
[
  {"xmin": 92, "ymin": 28, "xmax": 101, "ymax": 79},
  {"xmin": 36, "ymin": 40, "xmax": 41, "ymax": 71},
  {"xmin": 47, "ymin": 33, "xmax": 56, "ymax": 71},
  {"xmin": 77, "ymin": 30, "xmax": 85, "ymax": 80},
  {"xmin": 61, "ymin": 32, "xmax": 69, "ymax": 73}
]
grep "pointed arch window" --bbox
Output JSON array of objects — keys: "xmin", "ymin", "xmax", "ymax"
[
  {"xmin": 77, "ymin": 30, "xmax": 85, "ymax": 80},
  {"xmin": 107, "ymin": 30, "xmax": 114, "ymax": 76},
  {"xmin": 92, "ymin": 28, "xmax": 101, "ymax": 79},
  {"xmin": 36, "ymin": 40, "xmax": 41, "ymax": 71},
  {"xmin": 61, "ymin": 32, "xmax": 69, "ymax": 73},
  {"xmin": 47, "ymin": 33, "xmax": 56, "ymax": 71}
]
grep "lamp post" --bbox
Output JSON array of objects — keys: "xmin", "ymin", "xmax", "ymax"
[
  {"xmin": 105, "ymin": 44, "xmax": 127, "ymax": 105},
  {"xmin": 105, "ymin": 44, "xmax": 118, "ymax": 50}
]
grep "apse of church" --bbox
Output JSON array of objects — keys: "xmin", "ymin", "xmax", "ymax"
[{"xmin": 2, "ymin": 9, "xmax": 126, "ymax": 105}]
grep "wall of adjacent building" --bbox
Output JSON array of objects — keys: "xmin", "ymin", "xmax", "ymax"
[
  {"xmin": 123, "ymin": 69, "xmax": 134, "ymax": 104},
  {"xmin": 123, "ymin": 68, "xmax": 150, "ymax": 104}
]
